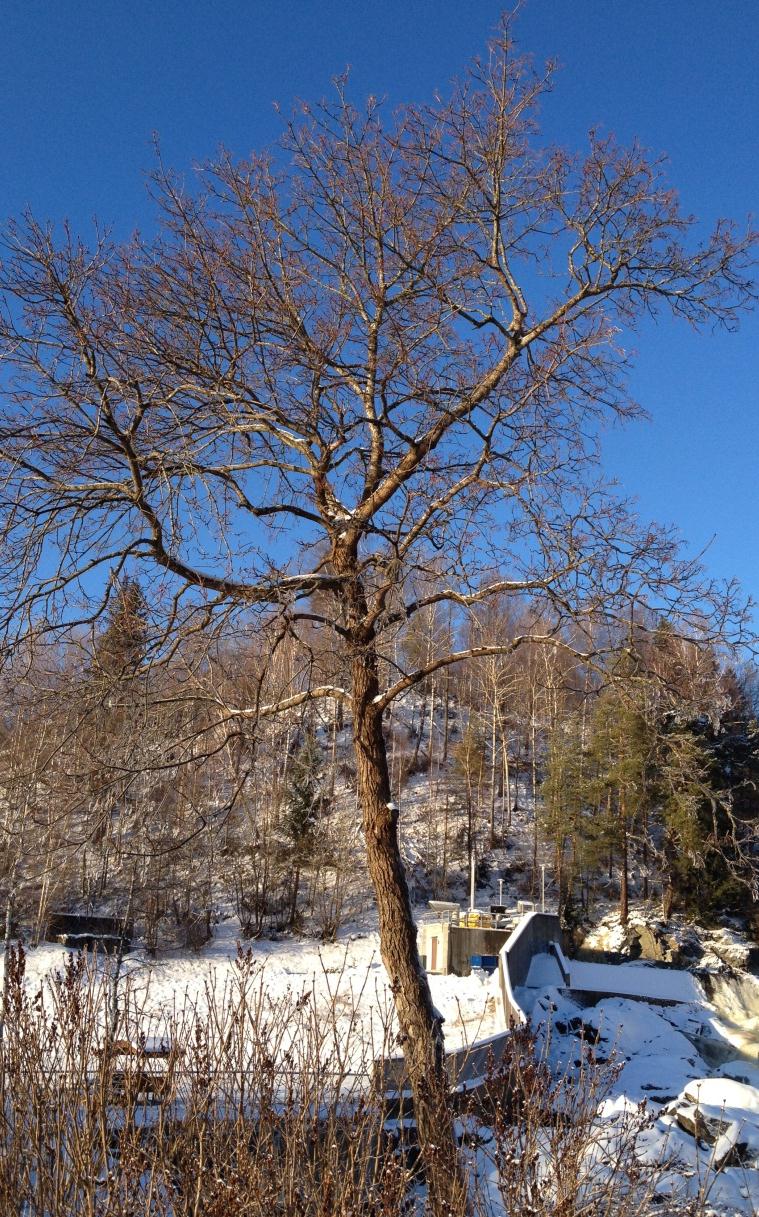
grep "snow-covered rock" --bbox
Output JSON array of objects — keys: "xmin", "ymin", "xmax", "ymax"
[
  {"xmin": 703, "ymin": 927, "xmax": 759, "ymax": 973},
  {"xmin": 579, "ymin": 910, "xmax": 702, "ymax": 967},
  {"xmin": 665, "ymin": 1077, "xmax": 759, "ymax": 1171}
]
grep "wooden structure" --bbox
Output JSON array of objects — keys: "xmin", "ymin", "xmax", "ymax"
[{"xmin": 45, "ymin": 912, "xmax": 132, "ymax": 953}]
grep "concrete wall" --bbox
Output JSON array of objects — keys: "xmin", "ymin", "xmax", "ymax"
[
  {"xmin": 378, "ymin": 1025, "xmax": 513, "ymax": 1093},
  {"xmin": 419, "ymin": 920, "xmax": 510, "ymax": 976},
  {"xmin": 380, "ymin": 910, "xmax": 563, "ymax": 1094},
  {"xmin": 499, "ymin": 911, "xmax": 562, "ymax": 1027},
  {"xmin": 418, "ymin": 920, "xmax": 448, "ymax": 973},
  {"xmin": 421, "ymin": 909, "xmax": 563, "ymax": 1017},
  {"xmin": 448, "ymin": 926, "xmax": 510, "ymax": 976}
]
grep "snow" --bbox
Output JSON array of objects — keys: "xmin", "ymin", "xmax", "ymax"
[
  {"xmin": 583, "ymin": 918, "xmax": 631, "ymax": 954},
  {"xmin": 570, "ymin": 958, "xmax": 702, "ymax": 1002},
  {"xmin": 525, "ymin": 961, "xmax": 759, "ymax": 1214},
  {"xmin": 682, "ymin": 1077, "xmax": 759, "ymax": 1117},
  {"xmin": 718, "ymin": 1060, "xmax": 759, "ymax": 1089},
  {"xmin": 7, "ymin": 901, "xmax": 759, "ymax": 1213},
  {"xmin": 524, "ymin": 952, "xmax": 564, "ymax": 988},
  {"xmin": 2, "ymin": 918, "xmax": 504, "ymax": 1062},
  {"xmin": 521, "ymin": 949, "xmax": 702, "ymax": 1008}
]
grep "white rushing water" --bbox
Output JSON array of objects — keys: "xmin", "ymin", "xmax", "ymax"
[{"xmin": 700, "ymin": 968, "xmax": 759, "ymax": 1062}]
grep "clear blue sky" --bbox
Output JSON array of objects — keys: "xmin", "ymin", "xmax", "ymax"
[{"xmin": 2, "ymin": 2, "xmax": 757, "ymax": 607}]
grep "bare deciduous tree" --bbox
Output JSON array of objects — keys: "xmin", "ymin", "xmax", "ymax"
[{"xmin": 0, "ymin": 25, "xmax": 754, "ymax": 1209}]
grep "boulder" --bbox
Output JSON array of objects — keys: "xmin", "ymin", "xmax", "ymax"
[
  {"xmin": 672, "ymin": 1104, "xmax": 747, "ymax": 1167},
  {"xmin": 674, "ymin": 1101, "xmax": 713, "ymax": 1142},
  {"xmin": 711, "ymin": 1120, "xmax": 747, "ymax": 1170},
  {"xmin": 635, "ymin": 923, "xmax": 684, "ymax": 966},
  {"xmin": 705, "ymin": 931, "xmax": 759, "ymax": 973},
  {"xmin": 668, "ymin": 1078, "xmax": 759, "ymax": 1171},
  {"xmin": 578, "ymin": 916, "xmax": 684, "ymax": 965}
]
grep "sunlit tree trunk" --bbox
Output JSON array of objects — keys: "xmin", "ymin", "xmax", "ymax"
[
  {"xmin": 334, "ymin": 542, "xmax": 466, "ymax": 1211},
  {"xmin": 351, "ymin": 650, "xmax": 466, "ymax": 1211}
]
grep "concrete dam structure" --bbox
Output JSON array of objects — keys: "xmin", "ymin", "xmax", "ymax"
[{"xmin": 382, "ymin": 908, "xmax": 703, "ymax": 1094}]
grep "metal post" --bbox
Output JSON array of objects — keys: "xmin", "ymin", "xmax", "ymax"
[
  {"xmin": 540, "ymin": 864, "xmax": 546, "ymax": 912},
  {"xmin": 498, "ymin": 878, "xmax": 504, "ymax": 906},
  {"xmin": 469, "ymin": 848, "xmax": 476, "ymax": 913}
]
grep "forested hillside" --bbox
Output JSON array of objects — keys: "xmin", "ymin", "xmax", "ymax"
[{"xmin": 2, "ymin": 579, "xmax": 757, "ymax": 951}]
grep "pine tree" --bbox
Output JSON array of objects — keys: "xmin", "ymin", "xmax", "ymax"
[
  {"xmin": 81, "ymin": 576, "xmax": 150, "ymax": 900},
  {"xmin": 94, "ymin": 577, "xmax": 148, "ymax": 681},
  {"xmin": 586, "ymin": 658, "xmax": 656, "ymax": 925},
  {"xmin": 656, "ymin": 671, "xmax": 759, "ymax": 918},
  {"xmin": 654, "ymin": 716, "xmax": 713, "ymax": 917},
  {"xmin": 541, "ymin": 711, "xmax": 589, "ymax": 916}
]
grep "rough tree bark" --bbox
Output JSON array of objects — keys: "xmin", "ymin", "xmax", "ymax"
[
  {"xmin": 332, "ymin": 531, "xmax": 467, "ymax": 1207},
  {"xmin": 620, "ymin": 794, "xmax": 630, "ymax": 927},
  {"xmin": 353, "ymin": 650, "xmax": 465, "ymax": 1210}
]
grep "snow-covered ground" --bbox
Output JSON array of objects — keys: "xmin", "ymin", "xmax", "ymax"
[
  {"xmin": 5, "ymin": 905, "xmax": 759, "ymax": 1214},
  {"xmin": 525, "ymin": 966, "xmax": 759, "ymax": 1215},
  {"xmin": 2, "ymin": 914, "xmax": 504, "ymax": 1067},
  {"xmin": 525, "ymin": 951, "xmax": 702, "ymax": 1002}
]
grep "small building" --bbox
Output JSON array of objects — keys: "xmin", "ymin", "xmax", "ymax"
[
  {"xmin": 45, "ymin": 912, "xmax": 132, "ymax": 953},
  {"xmin": 418, "ymin": 901, "xmax": 517, "ymax": 976}
]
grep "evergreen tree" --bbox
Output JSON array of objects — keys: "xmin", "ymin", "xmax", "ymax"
[
  {"xmin": 541, "ymin": 711, "xmax": 588, "ymax": 916},
  {"xmin": 283, "ymin": 731, "xmax": 324, "ymax": 927},
  {"xmin": 657, "ymin": 670, "xmax": 759, "ymax": 917},
  {"xmin": 81, "ymin": 576, "xmax": 150, "ymax": 897},
  {"xmin": 654, "ymin": 716, "xmax": 715, "ymax": 917},
  {"xmin": 539, "ymin": 634, "xmax": 759, "ymax": 922},
  {"xmin": 94, "ymin": 577, "xmax": 148, "ymax": 681},
  {"xmin": 586, "ymin": 657, "xmax": 656, "ymax": 925}
]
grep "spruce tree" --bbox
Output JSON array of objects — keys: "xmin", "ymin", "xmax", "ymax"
[
  {"xmin": 94, "ymin": 577, "xmax": 148, "ymax": 681},
  {"xmin": 283, "ymin": 731, "xmax": 324, "ymax": 927},
  {"xmin": 541, "ymin": 711, "xmax": 589, "ymax": 917},
  {"xmin": 586, "ymin": 657, "xmax": 656, "ymax": 925}
]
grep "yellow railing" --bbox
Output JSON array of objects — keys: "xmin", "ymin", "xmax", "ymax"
[{"xmin": 461, "ymin": 910, "xmax": 496, "ymax": 929}]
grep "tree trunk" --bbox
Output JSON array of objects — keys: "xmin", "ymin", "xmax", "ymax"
[
  {"xmin": 530, "ymin": 715, "xmax": 538, "ymax": 898},
  {"xmin": 498, "ymin": 707, "xmax": 513, "ymax": 830},
  {"xmin": 289, "ymin": 865, "xmax": 301, "ymax": 929},
  {"xmin": 410, "ymin": 696, "xmax": 426, "ymax": 770},
  {"xmin": 554, "ymin": 842, "xmax": 563, "ymax": 914},
  {"xmin": 0, "ymin": 882, "xmax": 15, "ymax": 1046},
  {"xmin": 108, "ymin": 869, "xmax": 135, "ymax": 1047},
  {"xmin": 642, "ymin": 807, "xmax": 650, "ymax": 902},
  {"xmin": 489, "ymin": 703, "xmax": 497, "ymax": 848},
  {"xmin": 620, "ymin": 794, "xmax": 629, "ymax": 927},
  {"xmin": 330, "ymin": 535, "xmax": 467, "ymax": 1213},
  {"xmin": 351, "ymin": 648, "xmax": 467, "ymax": 1214},
  {"xmin": 442, "ymin": 796, "xmax": 450, "ymax": 893}
]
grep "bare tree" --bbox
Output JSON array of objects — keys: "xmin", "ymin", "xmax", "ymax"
[{"xmin": 0, "ymin": 24, "xmax": 754, "ymax": 1209}]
